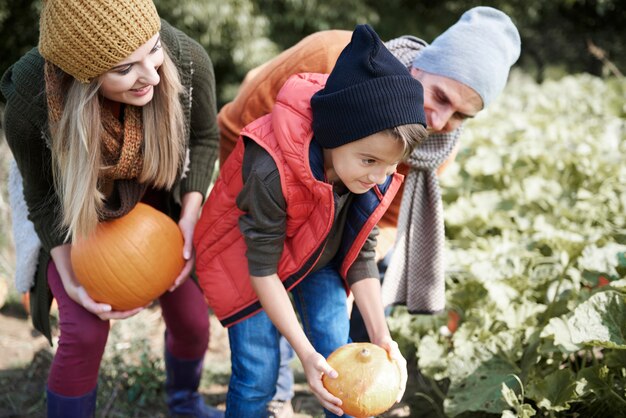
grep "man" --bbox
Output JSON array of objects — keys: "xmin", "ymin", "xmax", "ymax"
[{"xmin": 217, "ymin": 6, "xmax": 520, "ymax": 417}]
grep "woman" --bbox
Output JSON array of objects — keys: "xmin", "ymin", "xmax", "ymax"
[{"xmin": 1, "ymin": 1, "xmax": 221, "ymax": 417}]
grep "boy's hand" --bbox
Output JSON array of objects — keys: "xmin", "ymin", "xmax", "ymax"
[
  {"xmin": 302, "ymin": 351, "xmax": 345, "ymax": 416},
  {"xmin": 375, "ymin": 337, "xmax": 408, "ymax": 403}
]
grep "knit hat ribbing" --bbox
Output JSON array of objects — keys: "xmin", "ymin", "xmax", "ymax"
[
  {"xmin": 39, "ymin": 0, "xmax": 161, "ymax": 83},
  {"xmin": 412, "ymin": 6, "xmax": 520, "ymax": 108},
  {"xmin": 311, "ymin": 24, "xmax": 426, "ymax": 149}
]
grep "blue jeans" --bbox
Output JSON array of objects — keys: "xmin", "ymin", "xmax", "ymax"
[{"xmin": 226, "ymin": 264, "xmax": 352, "ymax": 418}]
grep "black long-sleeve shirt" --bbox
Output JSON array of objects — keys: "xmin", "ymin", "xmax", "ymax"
[{"xmin": 236, "ymin": 139, "xmax": 379, "ymax": 285}]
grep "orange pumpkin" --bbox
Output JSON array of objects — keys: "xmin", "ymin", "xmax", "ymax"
[
  {"xmin": 71, "ymin": 203, "xmax": 184, "ymax": 311},
  {"xmin": 322, "ymin": 343, "xmax": 401, "ymax": 418}
]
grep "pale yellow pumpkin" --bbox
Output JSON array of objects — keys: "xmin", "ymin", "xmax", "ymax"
[
  {"xmin": 71, "ymin": 203, "xmax": 184, "ymax": 311},
  {"xmin": 322, "ymin": 343, "xmax": 401, "ymax": 418}
]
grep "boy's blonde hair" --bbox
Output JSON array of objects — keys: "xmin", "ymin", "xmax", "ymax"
[
  {"xmin": 387, "ymin": 123, "xmax": 429, "ymax": 160},
  {"xmin": 50, "ymin": 50, "xmax": 185, "ymax": 240}
]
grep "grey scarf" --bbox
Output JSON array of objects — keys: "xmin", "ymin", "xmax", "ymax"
[{"xmin": 381, "ymin": 36, "xmax": 462, "ymax": 313}]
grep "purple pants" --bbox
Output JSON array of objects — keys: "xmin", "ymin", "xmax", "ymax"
[{"xmin": 46, "ymin": 260, "xmax": 210, "ymax": 396}]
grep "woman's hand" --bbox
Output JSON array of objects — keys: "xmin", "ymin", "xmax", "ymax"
[
  {"xmin": 301, "ymin": 351, "xmax": 345, "ymax": 416},
  {"xmin": 168, "ymin": 213, "xmax": 195, "ymax": 291},
  {"xmin": 169, "ymin": 192, "xmax": 203, "ymax": 292},
  {"xmin": 74, "ymin": 286, "xmax": 144, "ymax": 320},
  {"xmin": 374, "ymin": 336, "xmax": 408, "ymax": 403}
]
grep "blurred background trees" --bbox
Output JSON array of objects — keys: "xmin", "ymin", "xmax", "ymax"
[{"xmin": 0, "ymin": 0, "xmax": 624, "ymax": 106}]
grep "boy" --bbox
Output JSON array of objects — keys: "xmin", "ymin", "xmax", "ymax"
[{"xmin": 194, "ymin": 24, "xmax": 427, "ymax": 417}]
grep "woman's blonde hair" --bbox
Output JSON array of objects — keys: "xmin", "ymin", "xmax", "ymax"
[
  {"xmin": 50, "ymin": 49, "xmax": 185, "ymax": 241},
  {"xmin": 387, "ymin": 123, "xmax": 429, "ymax": 160}
]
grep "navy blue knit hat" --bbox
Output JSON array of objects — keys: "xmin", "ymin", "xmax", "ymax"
[{"xmin": 311, "ymin": 24, "xmax": 426, "ymax": 149}]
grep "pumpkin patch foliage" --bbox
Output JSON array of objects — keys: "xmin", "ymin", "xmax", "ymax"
[{"xmin": 388, "ymin": 72, "xmax": 626, "ymax": 417}]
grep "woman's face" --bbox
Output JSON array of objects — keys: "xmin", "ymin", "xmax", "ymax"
[{"xmin": 99, "ymin": 33, "xmax": 164, "ymax": 106}]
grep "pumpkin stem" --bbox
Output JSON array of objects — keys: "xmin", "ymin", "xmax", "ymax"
[{"xmin": 358, "ymin": 348, "xmax": 371, "ymax": 362}]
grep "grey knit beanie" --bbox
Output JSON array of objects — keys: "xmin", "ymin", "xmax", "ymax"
[{"xmin": 412, "ymin": 6, "xmax": 521, "ymax": 107}]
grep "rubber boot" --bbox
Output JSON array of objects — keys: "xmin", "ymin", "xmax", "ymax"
[
  {"xmin": 46, "ymin": 386, "xmax": 96, "ymax": 418},
  {"xmin": 165, "ymin": 349, "xmax": 224, "ymax": 418}
]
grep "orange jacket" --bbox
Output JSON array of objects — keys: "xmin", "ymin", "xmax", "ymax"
[{"xmin": 217, "ymin": 30, "xmax": 353, "ymax": 164}]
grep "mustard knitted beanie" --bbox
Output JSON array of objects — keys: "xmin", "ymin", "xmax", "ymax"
[{"xmin": 39, "ymin": 0, "xmax": 161, "ymax": 83}]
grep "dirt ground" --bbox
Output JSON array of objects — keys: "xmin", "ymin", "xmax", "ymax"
[
  {"xmin": 0, "ymin": 298, "xmax": 317, "ymax": 417},
  {"xmin": 0, "ymin": 296, "xmax": 411, "ymax": 418}
]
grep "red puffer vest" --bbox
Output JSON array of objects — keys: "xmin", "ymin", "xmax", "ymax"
[{"xmin": 194, "ymin": 73, "xmax": 402, "ymax": 327}]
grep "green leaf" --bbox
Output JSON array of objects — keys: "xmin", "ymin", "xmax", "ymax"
[
  {"xmin": 609, "ymin": 279, "xmax": 626, "ymax": 291},
  {"xmin": 447, "ymin": 279, "xmax": 489, "ymax": 313},
  {"xmin": 568, "ymin": 291, "xmax": 626, "ymax": 348},
  {"xmin": 501, "ymin": 382, "xmax": 519, "ymax": 407},
  {"xmin": 444, "ymin": 356, "xmax": 519, "ymax": 416},
  {"xmin": 578, "ymin": 243, "xmax": 626, "ymax": 277},
  {"xmin": 576, "ymin": 364, "xmax": 626, "ymax": 414},
  {"xmin": 127, "ymin": 383, "xmax": 141, "ymax": 402},
  {"xmin": 540, "ymin": 317, "xmax": 582, "ymax": 352},
  {"xmin": 501, "ymin": 382, "xmax": 537, "ymax": 418},
  {"xmin": 519, "ymin": 404, "xmax": 538, "ymax": 418},
  {"xmin": 533, "ymin": 368, "xmax": 579, "ymax": 411},
  {"xmin": 417, "ymin": 334, "xmax": 449, "ymax": 381},
  {"xmin": 605, "ymin": 349, "xmax": 626, "ymax": 369},
  {"xmin": 499, "ymin": 300, "xmax": 544, "ymax": 331},
  {"xmin": 618, "ymin": 252, "xmax": 626, "ymax": 267},
  {"xmin": 577, "ymin": 365, "xmax": 611, "ymax": 396}
]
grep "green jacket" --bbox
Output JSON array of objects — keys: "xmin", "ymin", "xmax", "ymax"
[{"xmin": 1, "ymin": 20, "xmax": 218, "ymax": 343}]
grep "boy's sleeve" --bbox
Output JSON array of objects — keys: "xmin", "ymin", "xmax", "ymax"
[
  {"xmin": 236, "ymin": 139, "xmax": 287, "ymax": 277},
  {"xmin": 346, "ymin": 226, "xmax": 380, "ymax": 285}
]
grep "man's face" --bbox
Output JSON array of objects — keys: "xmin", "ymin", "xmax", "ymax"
[{"xmin": 411, "ymin": 68, "xmax": 483, "ymax": 134}]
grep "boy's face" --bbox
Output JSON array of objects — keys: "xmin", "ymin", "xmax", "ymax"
[{"xmin": 323, "ymin": 132, "xmax": 404, "ymax": 194}]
